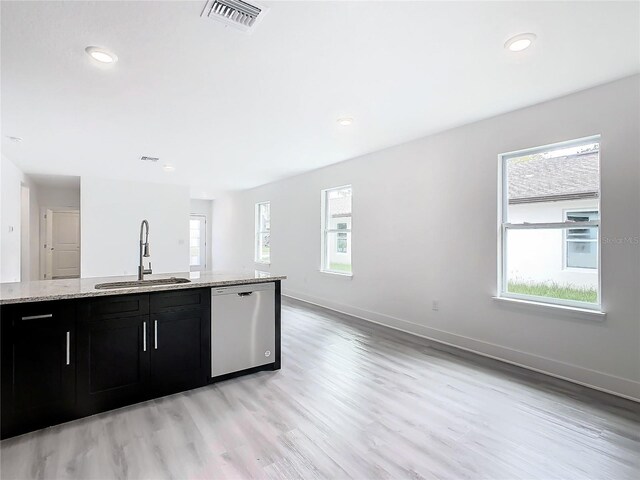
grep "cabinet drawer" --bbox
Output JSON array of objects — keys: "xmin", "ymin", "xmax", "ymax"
[
  {"xmin": 3, "ymin": 300, "xmax": 73, "ymax": 328},
  {"xmin": 150, "ymin": 288, "xmax": 209, "ymax": 313},
  {"xmin": 85, "ymin": 294, "xmax": 149, "ymax": 320}
]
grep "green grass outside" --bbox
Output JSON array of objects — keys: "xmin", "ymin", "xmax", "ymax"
[
  {"xmin": 508, "ymin": 281, "xmax": 597, "ymax": 303},
  {"xmin": 330, "ymin": 262, "xmax": 352, "ymax": 273}
]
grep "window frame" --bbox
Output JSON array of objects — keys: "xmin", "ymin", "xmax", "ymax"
[
  {"xmin": 321, "ymin": 185, "xmax": 353, "ymax": 276},
  {"xmin": 189, "ymin": 214, "xmax": 207, "ymax": 272},
  {"xmin": 497, "ymin": 135, "xmax": 601, "ymax": 311},
  {"xmin": 254, "ymin": 201, "xmax": 271, "ymax": 265}
]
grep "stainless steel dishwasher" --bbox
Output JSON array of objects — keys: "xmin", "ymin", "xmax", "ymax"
[{"xmin": 211, "ymin": 283, "xmax": 276, "ymax": 378}]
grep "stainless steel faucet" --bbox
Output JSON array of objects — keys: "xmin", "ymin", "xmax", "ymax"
[{"xmin": 138, "ymin": 219, "xmax": 152, "ymax": 280}]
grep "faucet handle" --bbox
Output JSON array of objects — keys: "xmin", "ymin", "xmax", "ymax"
[{"xmin": 148, "ymin": 262, "xmax": 153, "ymax": 273}]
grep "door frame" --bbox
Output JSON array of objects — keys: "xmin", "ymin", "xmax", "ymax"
[{"xmin": 40, "ymin": 207, "xmax": 81, "ymax": 280}]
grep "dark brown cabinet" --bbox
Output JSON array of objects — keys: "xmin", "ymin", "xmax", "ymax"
[
  {"xmin": 0, "ymin": 301, "xmax": 76, "ymax": 439},
  {"xmin": 1, "ymin": 289, "xmax": 209, "ymax": 438},
  {"xmin": 1, "ymin": 282, "xmax": 278, "ymax": 440},
  {"xmin": 151, "ymin": 312, "xmax": 202, "ymax": 392},
  {"xmin": 76, "ymin": 291, "xmax": 209, "ymax": 416},
  {"xmin": 76, "ymin": 294, "xmax": 151, "ymax": 415},
  {"xmin": 149, "ymin": 289, "xmax": 209, "ymax": 395},
  {"xmin": 77, "ymin": 314, "xmax": 151, "ymax": 415}
]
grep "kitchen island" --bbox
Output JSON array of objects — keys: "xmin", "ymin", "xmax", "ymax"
[{"xmin": 0, "ymin": 271, "xmax": 285, "ymax": 439}]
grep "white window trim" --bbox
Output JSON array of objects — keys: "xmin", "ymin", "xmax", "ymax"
[
  {"xmin": 254, "ymin": 201, "xmax": 270, "ymax": 265},
  {"xmin": 321, "ymin": 185, "xmax": 353, "ymax": 276},
  {"xmin": 492, "ymin": 296, "xmax": 606, "ymax": 321},
  {"xmin": 497, "ymin": 135, "xmax": 602, "ymax": 313}
]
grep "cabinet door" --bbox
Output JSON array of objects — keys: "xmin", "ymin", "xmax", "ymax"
[
  {"xmin": 150, "ymin": 308, "xmax": 208, "ymax": 395},
  {"xmin": 1, "ymin": 302, "xmax": 76, "ymax": 439},
  {"xmin": 77, "ymin": 313, "xmax": 150, "ymax": 416}
]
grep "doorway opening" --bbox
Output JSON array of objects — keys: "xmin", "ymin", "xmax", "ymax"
[
  {"xmin": 42, "ymin": 208, "xmax": 81, "ymax": 279},
  {"xmin": 189, "ymin": 214, "xmax": 207, "ymax": 272}
]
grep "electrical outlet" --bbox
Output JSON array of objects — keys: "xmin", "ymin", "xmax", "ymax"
[{"xmin": 432, "ymin": 300, "xmax": 439, "ymax": 311}]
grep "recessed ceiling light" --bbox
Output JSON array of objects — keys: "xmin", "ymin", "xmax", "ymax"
[
  {"xmin": 504, "ymin": 33, "xmax": 536, "ymax": 52},
  {"xmin": 337, "ymin": 117, "xmax": 354, "ymax": 126},
  {"xmin": 6, "ymin": 136, "xmax": 23, "ymax": 143},
  {"xmin": 162, "ymin": 164, "xmax": 175, "ymax": 172},
  {"xmin": 85, "ymin": 46, "xmax": 118, "ymax": 64}
]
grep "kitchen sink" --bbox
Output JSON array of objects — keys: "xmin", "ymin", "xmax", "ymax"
[{"xmin": 94, "ymin": 277, "xmax": 192, "ymax": 290}]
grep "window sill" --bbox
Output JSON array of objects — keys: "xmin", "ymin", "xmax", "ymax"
[
  {"xmin": 319, "ymin": 270, "xmax": 353, "ymax": 278},
  {"xmin": 492, "ymin": 296, "xmax": 606, "ymax": 321}
]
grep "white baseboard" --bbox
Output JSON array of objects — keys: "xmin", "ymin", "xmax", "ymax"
[{"xmin": 283, "ymin": 289, "xmax": 640, "ymax": 403}]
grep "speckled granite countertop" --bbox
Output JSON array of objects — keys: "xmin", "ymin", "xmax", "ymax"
[{"xmin": 0, "ymin": 271, "xmax": 286, "ymax": 305}]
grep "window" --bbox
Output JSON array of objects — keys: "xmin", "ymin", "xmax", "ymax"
[
  {"xmin": 189, "ymin": 215, "xmax": 206, "ymax": 271},
  {"xmin": 255, "ymin": 201, "xmax": 270, "ymax": 264},
  {"xmin": 336, "ymin": 223, "xmax": 348, "ymax": 253},
  {"xmin": 321, "ymin": 186, "xmax": 352, "ymax": 274},
  {"xmin": 499, "ymin": 137, "xmax": 600, "ymax": 309},
  {"xmin": 565, "ymin": 210, "xmax": 599, "ymax": 269}
]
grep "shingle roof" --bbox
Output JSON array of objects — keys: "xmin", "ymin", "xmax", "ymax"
[
  {"xmin": 508, "ymin": 151, "xmax": 599, "ymax": 204},
  {"xmin": 328, "ymin": 195, "xmax": 352, "ymax": 217}
]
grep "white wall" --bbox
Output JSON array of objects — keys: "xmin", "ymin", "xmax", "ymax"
[
  {"xmin": 0, "ymin": 157, "xmax": 41, "ymax": 282},
  {"xmin": 20, "ymin": 185, "xmax": 30, "ymax": 281},
  {"xmin": 81, "ymin": 177, "xmax": 190, "ymax": 277},
  {"xmin": 190, "ymin": 199, "xmax": 213, "ymax": 270},
  {"xmin": 212, "ymin": 75, "xmax": 640, "ymax": 400},
  {"xmin": 37, "ymin": 184, "xmax": 80, "ymax": 209},
  {"xmin": 1, "ymin": 156, "xmax": 25, "ymax": 282},
  {"xmin": 27, "ymin": 184, "xmax": 40, "ymax": 281}
]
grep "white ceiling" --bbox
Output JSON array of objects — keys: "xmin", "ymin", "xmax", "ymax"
[{"xmin": 2, "ymin": 1, "xmax": 639, "ymax": 199}]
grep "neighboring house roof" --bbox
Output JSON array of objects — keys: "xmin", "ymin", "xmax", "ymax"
[
  {"xmin": 508, "ymin": 151, "xmax": 599, "ymax": 204},
  {"xmin": 329, "ymin": 195, "xmax": 352, "ymax": 217}
]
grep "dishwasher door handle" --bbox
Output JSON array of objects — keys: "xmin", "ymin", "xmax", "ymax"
[{"xmin": 237, "ymin": 292, "xmax": 253, "ymax": 297}]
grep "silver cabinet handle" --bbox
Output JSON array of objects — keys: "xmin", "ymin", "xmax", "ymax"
[
  {"xmin": 154, "ymin": 320, "xmax": 158, "ymax": 350},
  {"xmin": 66, "ymin": 331, "xmax": 70, "ymax": 365},
  {"xmin": 21, "ymin": 313, "xmax": 53, "ymax": 321},
  {"xmin": 143, "ymin": 321, "xmax": 147, "ymax": 351}
]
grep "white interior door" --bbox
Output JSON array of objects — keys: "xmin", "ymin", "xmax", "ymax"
[{"xmin": 51, "ymin": 210, "xmax": 80, "ymax": 278}]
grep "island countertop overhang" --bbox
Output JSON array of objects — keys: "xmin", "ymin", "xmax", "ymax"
[{"xmin": 0, "ymin": 271, "xmax": 286, "ymax": 305}]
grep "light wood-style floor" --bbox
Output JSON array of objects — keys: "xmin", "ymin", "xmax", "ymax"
[{"xmin": 2, "ymin": 298, "xmax": 639, "ymax": 480}]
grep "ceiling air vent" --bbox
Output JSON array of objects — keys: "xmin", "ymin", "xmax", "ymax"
[
  {"xmin": 140, "ymin": 156, "xmax": 159, "ymax": 162},
  {"xmin": 200, "ymin": 0, "xmax": 268, "ymax": 33}
]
